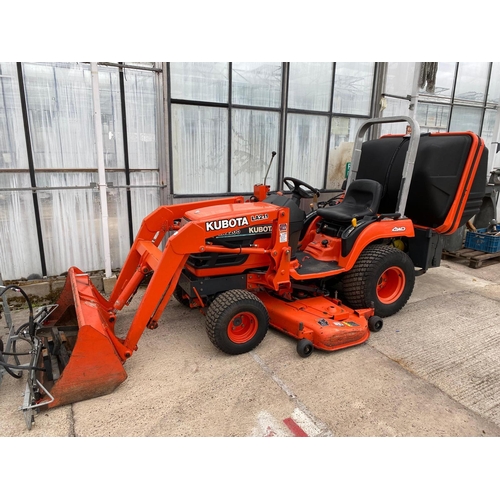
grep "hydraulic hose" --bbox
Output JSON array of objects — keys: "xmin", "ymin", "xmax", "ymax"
[
  {"xmin": 0, "ymin": 358, "xmax": 44, "ymax": 371},
  {"xmin": 0, "ymin": 284, "xmax": 36, "ymax": 379},
  {"xmin": 0, "ymin": 285, "xmax": 34, "ymax": 338},
  {"xmin": 0, "ymin": 353, "xmax": 23, "ymax": 378}
]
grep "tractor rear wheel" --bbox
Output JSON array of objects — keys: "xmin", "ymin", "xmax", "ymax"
[
  {"xmin": 206, "ymin": 289, "xmax": 269, "ymax": 355},
  {"xmin": 342, "ymin": 244, "xmax": 415, "ymax": 318}
]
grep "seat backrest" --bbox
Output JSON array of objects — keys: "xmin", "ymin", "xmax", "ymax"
[
  {"xmin": 344, "ymin": 178, "xmax": 383, "ymax": 214},
  {"xmin": 317, "ymin": 178, "xmax": 383, "ymax": 224}
]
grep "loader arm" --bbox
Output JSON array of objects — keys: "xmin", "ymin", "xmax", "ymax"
[
  {"xmin": 105, "ymin": 198, "xmax": 291, "ymax": 361},
  {"xmin": 110, "ymin": 196, "xmax": 245, "ymax": 308},
  {"xmin": 34, "ymin": 197, "xmax": 291, "ymax": 409}
]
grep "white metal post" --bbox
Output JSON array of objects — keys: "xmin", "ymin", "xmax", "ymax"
[
  {"xmin": 91, "ymin": 63, "xmax": 112, "ymax": 278},
  {"xmin": 489, "ymin": 105, "xmax": 500, "ymax": 171},
  {"xmin": 408, "ymin": 62, "xmax": 422, "ymax": 120}
]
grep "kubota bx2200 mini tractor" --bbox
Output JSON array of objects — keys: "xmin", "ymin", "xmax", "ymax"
[{"xmin": 0, "ymin": 116, "xmax": 488, "ymax": 428}]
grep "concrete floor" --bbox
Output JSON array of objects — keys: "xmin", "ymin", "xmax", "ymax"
[{"xmin": 1, "ymin": 256, "xmax": 500, "ymax": 438}]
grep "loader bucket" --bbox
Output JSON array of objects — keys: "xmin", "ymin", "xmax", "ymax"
[{"xmin": 35, "ymin": 267, "xmax": 127, "ymax": 408}]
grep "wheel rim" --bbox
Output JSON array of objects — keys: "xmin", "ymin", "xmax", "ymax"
[
  {"xmin": 376, "ymin": 266, "xmax": 406, "ymax": 304},
  {"xmin": 227, "ymin": 312, "xmax": 258, "ymax": 344},
  {"xmin": 302, "ymin": 344, "xmax": 312, "ymax": 356}
]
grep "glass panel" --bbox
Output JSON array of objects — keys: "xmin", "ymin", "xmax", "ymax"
[
  {"xmin": 380, "ymin": 97, "xmax": 413, "ymax": 135},
  {"xmin": 420, "ymin": 62, "xmax": 456, "ymax": 102},
  {"xmin": 125, "ymin": 62, "xmax": 156, "ymax": 69},
  {"xmin": 333, "ymin": 62, "xmax": 375, "ymax": 116},
  {"xmin": 454, "ymin": 62, "xmax": 489, "ymax": 104},
  {"xmin": 231, "ymin": 109, "xmax": 280, "ymax": 192},
  {"xmin": 284, "ymin": 113, "xmax": 329, "ymax": 188},
  {"xmin": 232, "ymin": 62, "xmax": 282, "ymax": 108},
  {"xmin": 105, "ymin": 171, "xmax": 131, "ymax": 269},
  {"xmin": 382, "ymin": 63, "xmax": 417, "ymax": 135},
  {"xmin": 385, "ymin": 62, "xmax": 416, "ymax": 96},
  {"xmin": 0, "ymin": 62, "xmax": 29, "ymax": 170},
  {"xmin": 0, "ymin": 173, "xmax": 42, "ymax": 280},
  {"xmin": 99, "ymin": 66, "xmax": 125, "ymax": 169},
  {"xmin": 171, "ymin": 104, "xmax": 228, "ymax": 195},
  {"xmin": 327, "ymin": 117, "xmax": 362, "ymax": 189},
  {"xmin": 35, "ymin": 172, "xmax": 103, "ymax": 276},
  {"xmin": 449, "ymin": 105, "xmax": 482, "ymax": 134},
  {"xmin": 170, "ymin": 62, "xmax": 229, "ymax": 103},
  {"xmin": 486, "ymin": 62, "xmax": 500, "ymax": 105},
  {"xmin": 288, "ymin": 63, "xmax": 333, "ymax": 112},
  {"xmin": 416, "ymin": 103, "xmax": 451, "ymax": 133},
  {"xmin": 124, "ymin": 69, "xmax": 157, "ymax": 169},
  {"xmin": 481, "ymin": 108, "xmax": 497, "ymax": 154},
  {"xmin": 23, "ymin": 62, "xmax": 96, "ymax": 170},
  {"xmin": 130, "ymin": 171, "xmax": 160, "ymax": 237}
]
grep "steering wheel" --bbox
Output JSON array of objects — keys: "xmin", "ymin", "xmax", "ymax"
[{"xmin": 283, "ymin": 176, "xmax": 320, "ymax": 200}]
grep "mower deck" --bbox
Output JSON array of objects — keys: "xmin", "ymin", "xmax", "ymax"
[{"xmin": 255, "ymin": 292, "xmax": 379, "ymax": 357}]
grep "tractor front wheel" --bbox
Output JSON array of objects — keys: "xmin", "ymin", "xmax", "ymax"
[
  {"xmin": 206, "ymin": 289, "xmax": 269, "ymax": 355},
  {"xmin": 342, "ymin": 244, "xmax": 415, "ymax": 318}
]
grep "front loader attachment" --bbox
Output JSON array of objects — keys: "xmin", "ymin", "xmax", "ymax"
[
  {"xmin": 10, "ymin": 195, "xmax": 292, "ymax": 428},
  {"xmin": 27, "ymin": 196, "xmax": 271, "ymax": 413},
  {"xmin": 33, "ymin": 267, "xmax": 127, "ymax": 409}
]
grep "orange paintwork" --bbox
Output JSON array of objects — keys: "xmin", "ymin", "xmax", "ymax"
[
  {"xmin": 40, "ymin": 196, "xmax": 413, "ymax": 408},
  {"xmin": 33, "ymin": 128, "xmax": 488, "ymax": 410},
  {"xmin": 40, "ymin": 197, "xmax": 293, "ymax": 408},
  {"xmin": 290, "ymin": 218, "xmax": 415, "ymax": 280},
  {"xmin": 432, "ymin": 132, "xmax": 484, "ymax": 234},
  {"xmin": 39, "ymin": 268, "xmax": 127, "ymax": 408},
  {"xmin": 253, "ymin": 183, "xmax": 271, "ymax": 201},
  {"xmin": 338, "ymin": 218, "xmax": 414, "ymax": 269},
  {"xmin": 35, "ymin": 128, "xmax": 487, "ymax": 409},
  {"xmin": 255, "ymin": 292, "xmax": 373, "ymax": 351},
  {"xmin": 381, "ymin": 131, "xmax": 485, "ymax": 235}
]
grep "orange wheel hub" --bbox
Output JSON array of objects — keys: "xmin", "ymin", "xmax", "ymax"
[
  {"xmin": 377, "ymin": 266, "xmax": 405, "ymax": 304},
  {"xmin": 227, "ymin": 312, "xmax": 258, "ymax": 343}
]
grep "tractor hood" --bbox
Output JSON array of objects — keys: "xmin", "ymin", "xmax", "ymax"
[{"xmin": 183, "ymin": 201, "xmax": 278, "ymax": 229}]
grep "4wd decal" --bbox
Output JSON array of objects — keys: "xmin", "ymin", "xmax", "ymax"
[
  {"xmin": 251, "ymin": 213, "xmax": 269, "ymax": 221},
  {"xmin": 206, "ymin": 217, "xmax": 249, "ymax": 232},
  {"xmin": 392, "ymin": 226, "xmax": 407, "ymax": 232}
]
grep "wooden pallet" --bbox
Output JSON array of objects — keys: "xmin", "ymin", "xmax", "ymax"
[{"xmin": 442, "ymin": 248, "xmax": 500, "ymax": 268}]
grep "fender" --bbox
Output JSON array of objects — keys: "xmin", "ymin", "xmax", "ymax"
[
  {"xmin": 338, "ymin": 218, "xmax": 415, "ymax": 270},
  {"xmin": 290, "ymin": 218, "xmax": 415, "ymax": 280}
]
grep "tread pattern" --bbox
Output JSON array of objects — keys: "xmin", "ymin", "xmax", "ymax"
[
  {"xmin": 206, "ymin": 289, "xmax": 269, "ymax": 354},
  {"xmin": 342, "ymin": 244, "xmax": 415, "ymax": 316}
]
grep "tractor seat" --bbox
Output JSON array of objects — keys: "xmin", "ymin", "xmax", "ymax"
[{"xmin": 317, "ymin": 179, "xmax": 383, "ymax": 224}]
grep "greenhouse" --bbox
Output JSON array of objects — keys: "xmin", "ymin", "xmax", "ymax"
[{"xmin": 1, "ymin": 62, "xmax": 498, "ymax": 281}]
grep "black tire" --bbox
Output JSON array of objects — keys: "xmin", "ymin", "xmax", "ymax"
[
  {"xmin": 297, "ymin": 339, "xmax": 314, "ymax": 358},
  {"xmin": 11, "ymin": 322, "xmax": 31, "ymax": 366},
  {"xmin": 206, "ymin": 289, "xmax": 269, "ymax": 355},
  {"xmin": 173, "ymin": 285, "xmax": 191, "ymax": 307},
  {"xmin": 368, "ymin": 315, "xmax": 383, "ymax": 332},
  {"xmin": 342, "ymin": 244, "xmax": 415, "ymax": 318}
]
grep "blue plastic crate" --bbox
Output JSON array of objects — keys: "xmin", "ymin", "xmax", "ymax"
[{"xmin": 464, "ymin": 225, "xmax": 500, "ymax": 253}]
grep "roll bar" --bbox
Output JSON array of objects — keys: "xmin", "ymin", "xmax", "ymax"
[{"xmin": 348, "ymin": 116, "xmax": 421, "ymax": 218}]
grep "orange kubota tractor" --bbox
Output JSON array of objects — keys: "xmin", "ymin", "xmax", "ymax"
[{"xmin": 0, "ymin": 116, "xmax": 488, "ymax": 428}]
